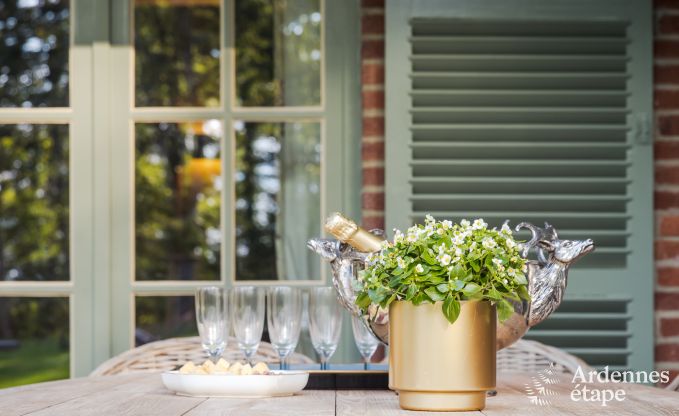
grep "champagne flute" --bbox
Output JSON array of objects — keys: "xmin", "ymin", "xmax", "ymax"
[
  {"xmin": 308, "ymin": 287, "xmax": 343, "ymax": 370},
  {"xmin": 195, "ymin": 286, "xmax": 228, "ymax": 362},
  {"xmin": 267, "ymin": 287, "xmax": 303, "ymax": 370},
  {"xmin": 351, "ymin": 315, "xmax": 379, "ymax": 370},
  {"xmin": 231, "ymin": 286, "xmax": 265, "ymax": 365}
]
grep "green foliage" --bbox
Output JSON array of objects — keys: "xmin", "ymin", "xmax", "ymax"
[
  {"xmin": 356, "ymin": 216, "xmax": 530, "ymax": 324},
  {"xmin": 0, "ymin": 338, "xmax": 69, "ymax": 389}
]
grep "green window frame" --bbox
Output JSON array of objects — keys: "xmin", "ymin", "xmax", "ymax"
[{"xmin": 0, "ymin": 0, "xmax": 362, "ymax": 377}]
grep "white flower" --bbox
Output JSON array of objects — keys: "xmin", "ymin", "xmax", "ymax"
[
  {"xmin": 469, "ymin": 241, "xmax": 477, "ymax": 251},
  {"xmin": 482, "ymin": 237, "xmax": 497, "ymax": 249},
  {"xmin": 492, "ymin": 258, "xmax": 503, "ymax": 266},
  {"xmin": 522, "ymin": 264, "xmax": 528, "ymax": 272},
  {"xmin": 407, "ymin": 233, "xmax": 418, "ymax": 243},
  {"xmin": 394, "ymin": 230, "xmax": 404, "ymax": 243},
  {"xmin": 506, "ymin": 239, "xmax": 516, "ymax": 249},
  {"xmin": 472, "ymin": 218, "xmax": 488, "ymax": 230},
  {"xmin": 455, "ymin": 247, "xmax": 463, "ymax": 256},
  {"xmin": 501, "ymin": 223, "xmax": 512, "ymax": 235},
  {"xmin": 439, "ymin": 254, "xmax": 452, "ymax": 266},
  {"xmin": 442, "ymin": 220, "xmax": 453, "ymax": 229},
  {"xmin": 425, "ymin": 214, "xmax": 435, "ymax": 225},
  {"xmin": 397, "ymin": 257, "xmax": 407, "ymax": 269},
  {"xmin": 415, "ymin": 264, "xmax": 425, "ymax": 274},
  {"xmin": 436, "ymin": 228, "xmax": 445, "ymax": 236},
  {"xmin": 460, "ymin": 219, "xmax": 470, "ymax": 228},
  {"xmin": 503, "ymin": 278, "xmax": 508, "ymax": 285}
]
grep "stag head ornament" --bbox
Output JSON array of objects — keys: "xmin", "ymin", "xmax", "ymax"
[{"xmin": 308, "ymin": 221, "xmax": 595, "ymax": 350}]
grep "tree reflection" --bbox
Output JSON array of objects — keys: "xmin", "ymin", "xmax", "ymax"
[{"xmin": 0, "ymin": 0, "xmax": 69, "ymax": 107}]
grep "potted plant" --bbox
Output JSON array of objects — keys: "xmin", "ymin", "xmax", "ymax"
[{"xmin": 355, "ymin": 215, "xmax": 530, "ymax": 411}]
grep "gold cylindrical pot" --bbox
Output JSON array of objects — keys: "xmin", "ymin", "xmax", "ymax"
[{"xmin": 390, "ymin": 300, "xmax": 496, "ymax": 411}]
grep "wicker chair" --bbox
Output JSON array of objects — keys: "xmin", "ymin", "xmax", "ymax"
[
  {"xmin": 497, "ymin": 339, "xmax": 594, "ymax": 374},
  {"xmin": 90, "ymin": 336, "xmax": 314, "ymax": 377}
]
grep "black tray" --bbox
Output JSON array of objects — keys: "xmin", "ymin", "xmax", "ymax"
[{"xmin": 304, "ymin": 369, "xmax": 389, "ymax": 390}]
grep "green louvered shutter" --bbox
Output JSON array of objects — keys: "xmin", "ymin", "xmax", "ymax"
[{"xmin": 385, "ymin": 0, "xmax": 653, "ymax": 372}]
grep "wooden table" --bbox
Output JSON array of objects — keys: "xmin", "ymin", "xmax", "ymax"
[{"xmin": 1, "ymin": 372, "xmax": 678, "ymax": 415}]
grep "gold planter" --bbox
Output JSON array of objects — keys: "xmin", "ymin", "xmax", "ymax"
[{"xmin": 389, "ymin": 300, "xmax": 496, "ymax": 411}]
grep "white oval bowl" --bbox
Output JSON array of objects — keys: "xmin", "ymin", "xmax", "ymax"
[{"xmin": 161, "ymin": 370, "xmax": 309, "ymax": 398}]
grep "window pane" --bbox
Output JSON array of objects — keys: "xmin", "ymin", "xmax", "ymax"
[
  {"xmin": 235, "ymin": 121, "xmax": 320, "ymax": 280},
  {"xmin": 0, "ymin": 124, "xmax": 69, "ymax": 281},
  {"xmin": 134, "ymin": 0, "xmax": 220, "ymax": 107},
  {"xmin": 0, "ymin": 0, "xmax": 69, "ymax": 107},
  {"xmin": 0, "ymin": 297, "xmax": 69, "ymax": 388},
  {"xmin": 135, "ymin": 296, "xmax": 196, "ymax": 346},
  {"xmin": 235, "ymin": 0, "xmax": 321, "ymax": 107},
  {"xmin": 135, "ymin": 122, "xmax": 221, "ymax": 281}
]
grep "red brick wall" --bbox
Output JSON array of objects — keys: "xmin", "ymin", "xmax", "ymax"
[
  {"xmin": 360, "ymin": 0, "xmax": 679, "ymax": 375},
  {"xmin": 654, "ymin": 0, "xmax": 679, "ymax": 381},
  {"xmin": 360, "ymin": 0, "xmax": 386, "ymax": 231}
]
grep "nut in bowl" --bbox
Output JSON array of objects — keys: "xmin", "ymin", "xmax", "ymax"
[{"xmin": 162, "ymin": 359, "xmax": 309, "ymax": 398}]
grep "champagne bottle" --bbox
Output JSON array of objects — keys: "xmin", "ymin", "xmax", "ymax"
[{"xmin": 324, "ymin": 212, "xmax": 384, "ymax": 252}]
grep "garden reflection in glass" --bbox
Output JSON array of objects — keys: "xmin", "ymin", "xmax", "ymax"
[
  {"xmin": 308, "ymin": 287, "xmax": 343, "ymax": 370},
  {"xmin": 351, "ymin": 315, "xmax": 379, "ymax": 370},
  {"xmin": 231, "ymin": 286, "xmax": 265, "ymax": 364},
  {"xmin": 266, "ymin": 287, "xmax": 303, "ymax": 370},
  {"xmin": 195, "ymin": 287, "xmax": 228, "ymax": 362}
]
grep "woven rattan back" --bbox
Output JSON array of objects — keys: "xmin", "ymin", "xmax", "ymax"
[{"xmin": 90, "ymin": 336, "xmax": 314, "ymax": 376}]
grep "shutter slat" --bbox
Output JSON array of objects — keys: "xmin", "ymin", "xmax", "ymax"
[
  {"xmin": 410, "ymin": 36, "xmax": 627, "ymax": 54},
  {"xmin": 410, "ymin": 54, "xmax": 629, "ymax": 72},
  {"xmin": 411, "ymin": 141, "xmax": 630, "ymax": 159},
  {"xmin": 411, "ymin": 177, "xmax": 630, "ymax": 195},
  {"xmin": 411, "ymin": 124, "xmax": 626, "ymax": 142},
  {"xmin": 411, "ymin": 71, "xmax": 628, "ymax": 89},
  {"xmin": 411, "ymin": 107, "xmax": 628, "ymax": 124},
  {"xmin": 410, "ymin": 89, "xmax": 629, "ymax": 107}
]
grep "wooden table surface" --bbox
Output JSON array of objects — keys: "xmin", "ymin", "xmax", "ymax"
[{"xmin": 1, "ymin": 372, "xmax": 678, "ymax": 415}]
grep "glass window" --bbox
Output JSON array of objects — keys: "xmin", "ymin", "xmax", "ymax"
[
  {"xmin": 135, "ymin": 296, "xmax": 196, "ymax": 346},
  {"xmin": 235, "ymin": 0, "xmax": 321, "ymax": 107},
  {"xmin": 0, "ymin": 0, "xmax": 70, "ymax": 107},
  {"xmin": 234, "ymin": 121, "xmax": 321, "ymax": 280},
  {"xmin": 0, "ymin": 124, "xmax": 69, "ymax": 282},
  {"xmin": 135, "ymin": 122, "xmax": 222, "ymax": 281},
  {"xmin": 0, "ymin": 297, "xmax": 69, "ymax": 388},
  {"xmin": 134, "ymin": 0, "xmax": 220, "ymax": 107}
]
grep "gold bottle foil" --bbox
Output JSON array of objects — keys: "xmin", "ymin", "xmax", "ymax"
[
  {"xmin": 324, "ymin": 212, "xmax": 383, "ymax": 253},
  {"xmin": 390, "ymin": 300, "xmax": 496, "ymax": 411}
]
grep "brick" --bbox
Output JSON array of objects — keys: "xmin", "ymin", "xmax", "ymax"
[
  {"xmin": 363, "ymin": 116, "xmax": 385, "ymax": 137},
  {"xmin": 362, "ymin": 63, "xmax": 384, "ymax": 85},
  {"xmin": 659, "ymin": 15, "xmax": 679, "ymax": 34},
  {"xmin": 661, "ymin": 216, "xmax": 679, "ymax": 236},
  {"xmin": 660, "ymin": 318, "xmax": 679, "ymax": 337},
  {"xmin": 362, "ymin": 39, "xmax": 385, "ymax": 59},
  {"xmin": 656, "ymin": 292, "xmax": 679, "ymax": 310},
  {"xmin": 655, "ymin": 39, "xmax": 679, "ymax": 58},
  {"xmin": 362, "ymin": 215, "xmax": 385, "ymax": 230},
  {"xmin": 656, "ymin": 0, "xmax": 679, "ymax": 10},
  {"xmin": 655, "ymin": 141, "xmax": 679, "ymax": 161},
  {"xmin": 363, "ymin": 167, "xmax": 385, "ymax": 186},
  {"xmin": 658, "ymin": 115, "xmax": 679, "ymax": 136},
  {"xmin": 362, "ymin": 141, "xmax": 385, "ymax": 161},
  {"xmin": 361, "ymin": 0, "xmax": 384, "ymax": 7},
  {"xmin": 655, "ymin": 240, "xmax": 679, "ymax": 260},
  {"xmin": 658, "ymin": 267, "xmax": 679, "ymax": 286},
  {"xmin": 362, "ymin": 14, "xmax": 384, "ymax": 35},
  {"xmin": 655, "ymin": 66, "xmax": 679, "ymax": 84},
  {"xmin": 656, "ymin": 90, "xmax": 679, "ymax": 109},
  {"xmin": 362, "ymin": 90, "xmax": 385, "ymax": 110},
  {"xmin": 656, "ymin": 343, "xmax": 679, "ymax": 361},
  {"xmin": 656, "ymin": 190, "xmax": 679, "ymax": 209},
  {"xmin": 656, "ymin": 165, "xmax": 679, "ymax": 185},
  {"xmin": 362, "ymin": 192, "xmax": 385, "ymax": 210}
]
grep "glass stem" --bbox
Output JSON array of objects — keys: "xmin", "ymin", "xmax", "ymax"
[{"xmin": 320, "ymin": 358, "xmax": 328, "ymax": 371}]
